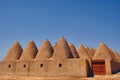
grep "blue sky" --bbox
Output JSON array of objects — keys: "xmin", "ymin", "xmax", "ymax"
[{"xmin": 0, "ymin": 0, "xmax": 120, "ymax": 61}]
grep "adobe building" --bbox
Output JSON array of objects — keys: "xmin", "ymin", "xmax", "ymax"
[{"xmin": 0, "ymin": 37, "xmax": 120, "ymax": 78}]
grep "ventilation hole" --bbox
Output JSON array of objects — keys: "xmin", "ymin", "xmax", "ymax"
[
  {"xmin": 59, "ymin": 63, "xmax": 62, "ymax": 68},
  {"xmin": 8, "ymin": 64, "xmax": 11, "ymax": 68},
  {"xmin": 23, "ymin": 64, "xmax": 26, "ymax": 68},
  {"xmin": 40, "ymin": 64, "xmax": 43, "ymax": 68}
]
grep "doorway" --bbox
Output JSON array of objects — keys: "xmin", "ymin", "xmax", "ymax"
[{"xmin": 92, "ymin": 60, "xmax": 106, "ymax": 75}]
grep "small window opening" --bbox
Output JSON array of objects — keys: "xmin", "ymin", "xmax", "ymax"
[
  {"xmin": 8, "ymin": 64, "xmax": 11, "ymax": 68},
  {"xmin": 40, "ymin": 64, "xmax": 43, "ymax": 68},
  {"xmin": 59, "ymin": 63, "xmax": 62, "ymax": 68},
  {"xmin": 23, "ymin": 64, "xmax": 26, "ymax": 68}
]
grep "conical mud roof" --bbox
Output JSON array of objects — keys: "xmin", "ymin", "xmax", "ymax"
[
  {"xmin": 69, "ymin": 43, "xmax": 79, "ymax": 58},
  {"xmin": 93, "ymin": 43, "xmax": 113, "ymax": 60},
  {"xmin": 108, "ymin": 49, "xmax": 119, "ymax": 62},
  {"xmin": 89, "ymin": 48, "xmax": 95, "ymax": 56},
  {"xmin": 52, "ymin": 37, "xmax": 73, "ymax": 59},
  {"xmin": 35, "ymin": 39, "xmax": 53, "ymax": 60},
  {"xmin": 85, "ymin": 47, "xmax": 94, "ymax": 58},
  {"xmin": 53, "ymin": 42, "xmax": 57, "ymax": 50},
  {"xmin": 77, "ymin": 45, "xmax": 91, "ymax": 59},
  {"xmin": 19, "ymin": 40, "xmax": 38, "ymax": 61},
  {"xmin": 3, "ymin": 42, "xmax": 23, "ymax": 62},
  {"xmin": 113, "ymin": 51, "xmax": 120, "ymax": 62}
]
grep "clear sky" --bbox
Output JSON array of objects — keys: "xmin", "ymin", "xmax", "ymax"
[{"xmin": 0, "ymin": 0, "xmax": 120, "ymax": 61}]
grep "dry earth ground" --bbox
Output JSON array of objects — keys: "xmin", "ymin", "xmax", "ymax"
[{"xmin": 0, "ymin": 73, "xmax": 120, "ymax": 80}]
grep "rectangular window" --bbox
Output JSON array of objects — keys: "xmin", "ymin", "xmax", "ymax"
[
  {"xmin": 8, "ymin": 64, "xmax": 11, "ymax": 68},
  {"xmin": 59, "ymin": 63, "xmax": 62, "ymax": 68},
  {"xmin": 40, "ymin": 64, "xmax": 43, "ymax": 68},
  {"xmin": 23, "ymin": 64, "xmax": 26, "ymax": 68}
]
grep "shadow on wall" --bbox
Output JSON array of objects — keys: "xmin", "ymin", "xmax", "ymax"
[
  {"xmin": 87, "ymin": 60, "xmax": 93, "ymax": 77},
  {"xmin": 112, "ymin": 70, "xmax": 120, "ymax": 74},
  {"xmin": 111, "ymin": 61, "xmax": 120, "ymax": 74}
]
